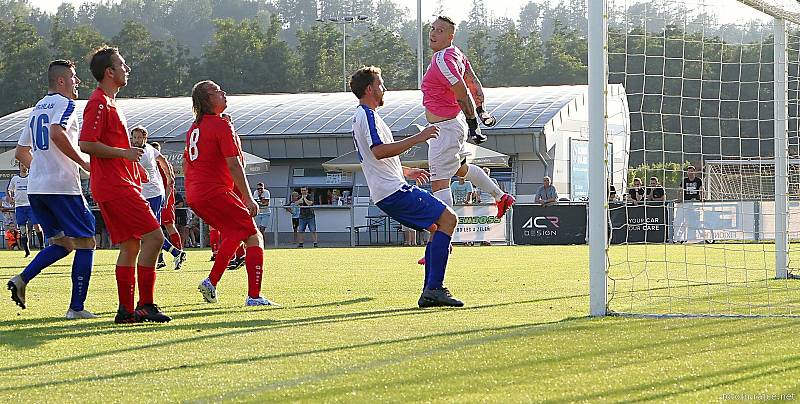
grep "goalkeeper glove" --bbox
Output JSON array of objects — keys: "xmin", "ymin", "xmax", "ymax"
[
  {"xmin": 466, "ymin": 117, "xmax": 486, "ymax": 144},
  {"xmin": 476, "ymin": 106, "xmax": 497, "ymax": 127}
]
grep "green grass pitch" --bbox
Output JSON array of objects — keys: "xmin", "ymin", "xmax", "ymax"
[{"xmin": 1, "ymin": 245, "xmax": 800, "ymax": 402}]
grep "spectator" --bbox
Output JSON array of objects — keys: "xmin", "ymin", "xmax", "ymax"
[
  {"xmin": 284, "ymin": 191, "xmax": 301, "ymax": 245},
  {"xmin": 188, "ymin": 210, "xmax": 201, "ymax": 247},
  {"xmin": 535, "ymin": 176, "xmax": 558, "ymax": 206},
  {"xmin": 402, "ymin": 225, "xmax": 417, "ymax": 246},
  {"xmin": 5, "ymin": 224, "xmax": 19, "ymax": 250},
  {"xmin": 450, "ymin": 177, "xmax": 474, "ymax": 205},
  {"xmin": 252, "ymin": 182, "xmax": 271, "ymax": 242},
  {"xmin": 647, "ymin": 176, "xmax": 666, "ymax": 202},
  {"xmin": 174, "ymin": 192, "xmax": 189, "ymax": 247},
  {"xmin": 627, "ymin": 177, "xmax": 645, "ymax": 205},
  {"xmin": 609, "ymin": 184, "xmax": 617, "ymax": 202},
  {"xmin": 682, "ymin": 165, "xmax": 704, "ymax": 202},
  {"xmin": 297, "ymin": 187, "xmax": 318, "ymax": 248}
]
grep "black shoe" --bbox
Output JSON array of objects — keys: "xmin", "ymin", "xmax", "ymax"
[
  {"xmin": 418, "ymin": 287, "xmax": 464, "ymax": 308},
  {"xmin": 157, "ymin": 253, "xmax": 167, "ymax": 269},
  {"xmin": 227, "ymin": 256, "xmax": 245, "ymax": 270},
  {"xmin": 468, "ymin": 131, "xmax": 487, "ymax": 144},
  {"xmin": 297, "ymin": 243, "xmax": 304, "ymax": 248},
  {"xmin": 114, "ymin": 305, "xmax": 142, "ymax": 324},
  {"xmin": 7, "ymin": 275, "xmax": 26, "ymax": 309},
  {"xmin": 210, "ymin": 254, "xmax": 216, "ymax": 262},
  {"xmin": 134, "ymin": 303, "xmax": 172, "ymax": 323}
]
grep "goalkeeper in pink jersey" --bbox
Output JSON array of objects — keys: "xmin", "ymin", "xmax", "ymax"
[{"xmin": 421, "ymin": 15, "xmax": 515, "ymax": 219}]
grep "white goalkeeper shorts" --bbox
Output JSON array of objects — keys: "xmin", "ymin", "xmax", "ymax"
[{"xmin": 428, "ymin": 114, "xmax": 471, "ymax": 181}]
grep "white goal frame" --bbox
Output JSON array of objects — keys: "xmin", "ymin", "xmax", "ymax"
[{"xmin": 587, "ymin": 0, "xmax": 795, "ymax": 316}]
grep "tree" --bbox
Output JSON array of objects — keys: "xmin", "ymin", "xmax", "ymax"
[
  {"xmin": 111, "ymin": 20, "xmax": 193, "ymax": 97},
  {"xmin": 354, "ymin": 25, "xmax": 416, "ymax": 90},
  {"xmin": 296, "ymin": 24, "xmax": 344, "ymax": 92},
  {"xmin": 541, "ymin": 20, "xmax": 586, "ymax": 85},
  {"xmin": 50, "ymin": 18, "xmax": 106, "ymax": 95},
  {"xmin": 0, "ymin": 16, "xmax": 51, "ymax": 116}
]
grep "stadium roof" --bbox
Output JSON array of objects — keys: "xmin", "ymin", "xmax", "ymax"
[{"xmin": 0, "ymin": 85, "xmax": 589, "ymax": 144}]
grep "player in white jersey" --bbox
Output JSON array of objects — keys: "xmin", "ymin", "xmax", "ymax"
[
  {"xmin": 421, "ymin": 15, "xmax": 515, "ymax": 219},
  {"xmin": 7, "ymin": 165, "xmax": 35, "ymax": 257},
  {"xmin": 7, "ymin": 60, "xmax": 98, "ymax": 319},
  {"xmin": 130, "ymin": 126, "xmax": 185, "ymax": 270},
  {"xmin": 350, "ymin": 66, "xmax": 464, "ymax": 307}
]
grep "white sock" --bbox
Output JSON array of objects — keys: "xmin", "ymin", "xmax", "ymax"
[
  {"xmin": 464, "ymin": 164, "xmax": 503, "ymax": 200},
  {"xmin": 433, "ymin": 188, "xmax": 454, "ymax": 208}
]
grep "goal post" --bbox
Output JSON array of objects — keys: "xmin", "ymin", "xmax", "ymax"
[{"xmin": 588, "ymin": 0, "xmax": 800, "ymax": 317}]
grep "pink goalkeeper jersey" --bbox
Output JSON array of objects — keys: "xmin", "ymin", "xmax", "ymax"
[{"xmin": 421, "ymin": 45, "xmax": 471, "ymax": 119}]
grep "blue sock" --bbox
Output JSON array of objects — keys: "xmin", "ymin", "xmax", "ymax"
[
  {"xmin": 423, "ymin": 242, "xmax": 432, "ymax": 290},
  {"xmin": 426, "ymin": 231, "xmax": 452, "ymax": 289},
  {"xmin": 70, "ymin": 249, "xmax": 94, "ymax": 311},
  {"xmin": 162, "ymin": 238, "xmax": 180, "ymax": 257},
  {"xmin": 20, "ymin": 245, "xmax": 70, "ymax": 284}
]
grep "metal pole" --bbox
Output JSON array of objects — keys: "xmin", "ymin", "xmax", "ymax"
[
  {"xmin": 774, "ymin": 18, "xmax": 789, "ymax": 279},
  {"xmin": 588, "ymin": 0, "xmax": 608, "ymax": 316},
  {"xmin": 342, "ymin": 23, "xmax": 347, "ymax": 92},
  {"xmin": 417, "ymin": 0, "xmax": 423, "ymax": 89}
]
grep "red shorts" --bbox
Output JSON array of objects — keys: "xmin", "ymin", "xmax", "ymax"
[
  {"xmin": 98, "ymin": 194, "xmax": 161, "ymax": 244},
  {"xmin": 189, "ymin": 191, "xmax": 257, "ymax": 242},
  {"xmin": 161, "ymin": 193, "xmax": 176, "ymax": 224}
]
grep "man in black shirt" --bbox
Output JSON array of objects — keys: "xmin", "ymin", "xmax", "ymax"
[
  {"xmin": 646, "ymin": 177, "xmax": 665, "ymax": 202},
  {"xmin": 682, "ymin": 165, "xmax": 703, "ymax": 202},
  {"xmin": 627, "ymin": 177, "xmax": 645, "ymax": 205}
]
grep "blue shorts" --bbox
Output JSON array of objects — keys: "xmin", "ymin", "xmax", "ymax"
[
  {"xmin": 15, "ymin": 206, "xmax": 37, "ymax": 226},
  {"xmin": 28, "ymin": 194, "xmax": 95, "ymax": 239},
  {"xmin": 298, "ymin": 216, "xmax": 316, "ymax": 233},
  {"xmin": 147, "ymin": 195, "xmax": 164, "ymax": 223},
  {"xmin": 376, "ymin": 184, "xmax": 447, "ymax": 232}
]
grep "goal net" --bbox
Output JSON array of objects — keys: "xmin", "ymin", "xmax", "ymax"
[{"xmin": 590, "ymin": 0, "xmax": 800, "ymax": 316}]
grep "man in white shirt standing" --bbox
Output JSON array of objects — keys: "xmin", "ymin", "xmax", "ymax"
[
  {"xmin": 8, "ymin": 59, "xmax": 97, "ymax": 319},
  {"xmin": 130, "ymin": 126, "xmax": 185, "ymax": 270},
  {"xmin": 252, "ymin": 182, "xmax": 271, "ymax": 243},
  {"xmin": 7, "ymin": 165, "xmax": 35, "ymax": 257},
  {"xmin": 350, "ymin": 65, "xmax": 464, "ymax": 308}
]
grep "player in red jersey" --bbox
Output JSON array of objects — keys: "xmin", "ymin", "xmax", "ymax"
[
  {"xmin": 185, "ymin": 80, "xmax": 277, "ymax": 307},
  {"xmin": 78, "ymin": 46, "xmax": 171, "ymax": 323}
]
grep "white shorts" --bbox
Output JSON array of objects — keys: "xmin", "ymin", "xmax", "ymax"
[{"xmin": 428, "ymin": 114, "xmax": 471, "ymax": 181}]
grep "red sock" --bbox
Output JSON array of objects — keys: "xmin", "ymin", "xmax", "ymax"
[
  {"xmin": 169, "ymin": 232, "xmax": 182, "ymax": 251},
  {"xmin": 209, "ymin": 229, "xmax": 220, "ymax": 253},
  {"xmin": 235, "ymin": 244, "xmax": 245, "ymax": 259},
  {"xmin": 115, "ymin": 265, "xmax": 136, "ymax": 313},
  {"xmin": 209, "ymin": 237, "xmax": 241, "ymax": 286},
  {"xmin": 245, "ymin": 246, "xmax": 264, "ymax": 298},
  {"xmin": 137, "ymin": 265, "xmax": 156, "ymax": 306}
]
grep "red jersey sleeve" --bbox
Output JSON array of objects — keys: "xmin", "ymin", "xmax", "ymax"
[
  {"xmin": 79, "ymin": 98, "xmax": 106, "ymax": 142},
  {"xmin": 216, "ymin": 120, "xmax": 240, "ymax": 159}
]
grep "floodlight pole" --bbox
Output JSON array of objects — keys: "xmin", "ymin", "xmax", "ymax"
[
  {"xmin": 588, "ymin": 0, "xmax": 608, "ymax": 316},
  {"xmin": 774, "ymin": 17, "xmax": 789, "ymax": 279},
  {"xmin": 316, "ymin": 16, "xmax": 369, "ymax": 92}
]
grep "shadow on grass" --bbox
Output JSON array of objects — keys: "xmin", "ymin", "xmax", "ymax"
[
  {"xmin": 0, "ymin": 316, "xmax": 585, "ymax": 393},
  {"xmin": 0, "ymin": 297, "xmax": 553, "ymax": 374}
]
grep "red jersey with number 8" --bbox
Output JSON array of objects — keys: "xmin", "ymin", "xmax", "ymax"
[{"xmin": 183, "ymin": 114, "xmax": 243, "ymax": 203}]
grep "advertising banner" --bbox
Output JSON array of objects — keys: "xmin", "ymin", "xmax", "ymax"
[
  {"xmin": 452, "ymin": 205, "xmax": 507, "ymax": 243},
  {"xmin": 610, "ymin": 203, "xmax": 668, "ymax": 244},
  {"xmin": 512, "ymin": 204, "xmax": 587, "ymax": 245}
]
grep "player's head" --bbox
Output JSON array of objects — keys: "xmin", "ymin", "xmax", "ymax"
[
  {"xmin": 19, "ymin": 164, "xmax": 28, "ymax": 177},
  {"xmin": 350, "ymin": 66, "xmax": 385, "ymax": 107},
  {"xmin": 130, "ymin": 126, "xmax": 148, "ymax": 148},
  {"xmin": 150, "ymin": 141, "xmax": 161, "ymax": 151},
  {"xmin": 89, "ymin": 46, "xmax": 129, "ymax": 88},
  {"xmin": 483, "ymin": 167, "xmax": 491, "ymax": 175},
  {"xmin": 430, "ymin": 16, "xmax": 456, "ymax": 52},
  {"xmin": 192, "ymin": 80, "xmax": 227, "ymax": 123},
  {"xmin": 687, "ymin": 165, "xmax": 696, "ymax": 177},
  {"xmin": 48, "ymin": 60, "xmax": 80, "ymax": 99}
]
